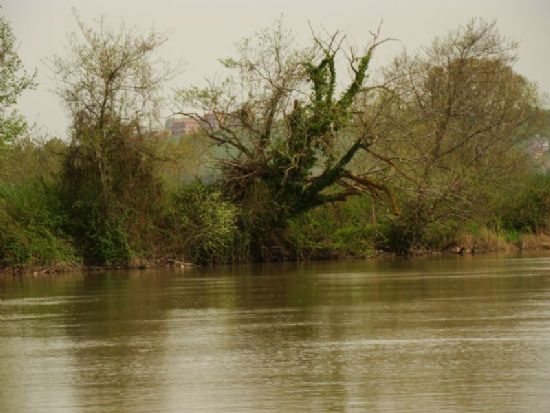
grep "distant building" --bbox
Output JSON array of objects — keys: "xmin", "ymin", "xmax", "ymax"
[
  {"xmin": 165, "ymin": 117, "xmax": 201, "ymax": 137},
  {"xmin": 165, "ymin": 113, "xmax": 220, "ymax": 137}
]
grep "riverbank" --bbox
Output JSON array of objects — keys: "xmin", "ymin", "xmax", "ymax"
[
  {"xmin": 0, "ymin": 257, "xmax": 196, "ymax": 277},
  {"xmin": 3, "ymin": 231, "xmax": 550, "ymax": 277}
]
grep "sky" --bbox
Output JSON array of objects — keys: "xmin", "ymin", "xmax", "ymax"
[{"xmin": 3, "ymin": 0, "xmax": 550, "ymax": 139}]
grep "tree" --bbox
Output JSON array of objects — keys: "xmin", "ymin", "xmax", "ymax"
[
  {"xmin": 363, "ymin": 19, "xmax": 543, "ymax": 251},
  {"xmin": 53, "ymin": 13, "xmax": 174, "ymax": 265},
  {"xmin": 175, "ymin": 22, "xmax": 394, "ymax": 258},
  {"xmin": 0, "ymin": 11, "xmax": 35, "ymax": 148}
]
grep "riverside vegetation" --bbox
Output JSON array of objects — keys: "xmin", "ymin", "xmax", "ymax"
[{"xmin": 1, "ymin": 13, "xmax": 550, "ymax": 273}]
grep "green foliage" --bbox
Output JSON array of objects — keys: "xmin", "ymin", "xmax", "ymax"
[
  {"xmin": 286, "ymin": 196, "xmax": 377, "ymax": 259},
  {"xmin": 176, "ymin": 23, "xmax": 393, "ymax": 259},
  {"xmin": 81, "ymin": 213, "xmax": 133, "ymax": 266},
  {"xmin": 0, "ymin": 134, "xmax": 75, "ymax": 271},
  {"xmin": 54, "ymin": 15, "xmax": 171, "ymax": 266},
  {"xmin": 493, "ymin": 173, "xmax": 550, "ymax": 233},
  {"xmin": 373, "ymin": 170, "xmax": 550, "ymax": 254},
  {"xmin": 61, "ymin": 119, "xmax": 163, "ymax": 265},
  {"xmin": 2, "ymin": 19, "xmax": 550, "ymax": 271},
  {"xmin": 366, "ymin": 19, "xmax": 543, "ymax": 254},
  {"xmin": 375, "ymin": 215, "xmax": 421, "ymax": 254},
  {"xmin": 0, "ymin": 137, "xmax": 67, "ymax": 182},
  {"xmin": 163, "ymin": 182, "xmax": 246, "ymax": 264},
  {"xmin": 0, "ymin": 12, "xmax": 36, "ymax": 148},
  {"xmin": 0, "ymin": 180, "xmax": 76, "ymax": 268},
  {"xmin": 423, "ymin": 220, "xmax": 461, "ymax": 249}
]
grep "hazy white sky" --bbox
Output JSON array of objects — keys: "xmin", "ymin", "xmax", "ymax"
[{"xmin": 3, "ymin": 0, "xmax": 550, "ymax": 138}]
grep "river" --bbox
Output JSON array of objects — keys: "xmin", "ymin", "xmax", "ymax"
[{"xmin": 1, "ymin": 254, "xmax": 550, "ymax": 412}]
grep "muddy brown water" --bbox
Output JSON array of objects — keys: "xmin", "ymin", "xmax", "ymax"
[{"xmin": 1, "ymin": 254, "xmax": 550, "ymax": 412}]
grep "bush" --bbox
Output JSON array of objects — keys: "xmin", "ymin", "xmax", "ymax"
[
  {"xmin": 374, "ymin": 207, "xmax": 429, "ymax": 254},
  {"xmin": 60, "ymin": 118, "xmax": 165, "ymax": 266},
  {"xmin": 0, "ymin": 180, "xmax": 77, "ymax": 269},
  {"xmin": 163, "ymin": 182, "xmax": 247, "ymax": 264},
  {"xmin": 494, "ymin": 173, "xmax": 550, "ymax": 233},
  {"xmin": 74, "ymin": 208, "xmax": 134, "ymax": 266},
  {"xmin": 286, "ymin": 197, "xmax": 377, "ymax": 259}
]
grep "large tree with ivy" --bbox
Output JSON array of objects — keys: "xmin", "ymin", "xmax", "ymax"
[{"xmin": 175, "ymin": 23, "xmax": 395, "ymax": 257}]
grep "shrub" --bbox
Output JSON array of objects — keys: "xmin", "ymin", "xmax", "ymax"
[
  {"xmin": 494, "ymin": 173, "xmax": 550, "ymax": 233},
  {"xmin": 286, "ymin": 197, "xmax": 377, "ymax": 259},
  {"xmin": 163, "ymin": 182, "xmax": 246, "ymax": 264},
  {"xmin": 0, "ymin": 180, "xmax": 77, "ymax": 269}
]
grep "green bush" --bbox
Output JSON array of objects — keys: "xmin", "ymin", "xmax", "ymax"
[
  {"xmin": 80, "ymin": 211, "xmax": 134, "ymax": 266},
  {"xmin": 286, "ymin": 197, "xmax": 377, "ymax": 259},
  {"xmin": 423, "ymin": 219, "xmax": 461, "ymax": 249},
  {"xmin": 374, "ymin": 205, "xmax": 431, "ymax": 254},
  {"xmin": 494, "ymin": 173, "xmax": 550, "ymax": 233},
  {"xmin": 163, "ymin": 182, "xmax": 247, "ymax": 264},
  {"xmin": 0, "ymin": 180, "xmax": 77, "ymax": 268},
  {"xmin": 60, "ymin": 119, "xmax": 165, "ymax": 266}
]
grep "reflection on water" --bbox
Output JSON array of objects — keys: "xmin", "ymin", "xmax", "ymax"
[{"xmin": 1, "ymin": 255, "xmax": 550, "ymax": 412}]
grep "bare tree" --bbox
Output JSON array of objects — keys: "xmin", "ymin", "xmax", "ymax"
[
  {"xmin": 53, "ymin": 11, "xmax": 173, "ymax": 134},
  {"xmin": 362, "ymin": 19, "xmax": 543, "ymax": 250},
  {"xmin": 53, "ymin": 12, "xmax": 175, "ymax": 264}
]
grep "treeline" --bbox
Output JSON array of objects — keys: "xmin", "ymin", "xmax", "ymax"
[{"xmin": 1, "ymin": 14, "xmax": 550, "ymax": 272}]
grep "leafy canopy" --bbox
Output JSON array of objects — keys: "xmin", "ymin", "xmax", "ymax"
[{"xmin": 0, "ymin": 11, "xmax": 35, "ymax": 147}]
